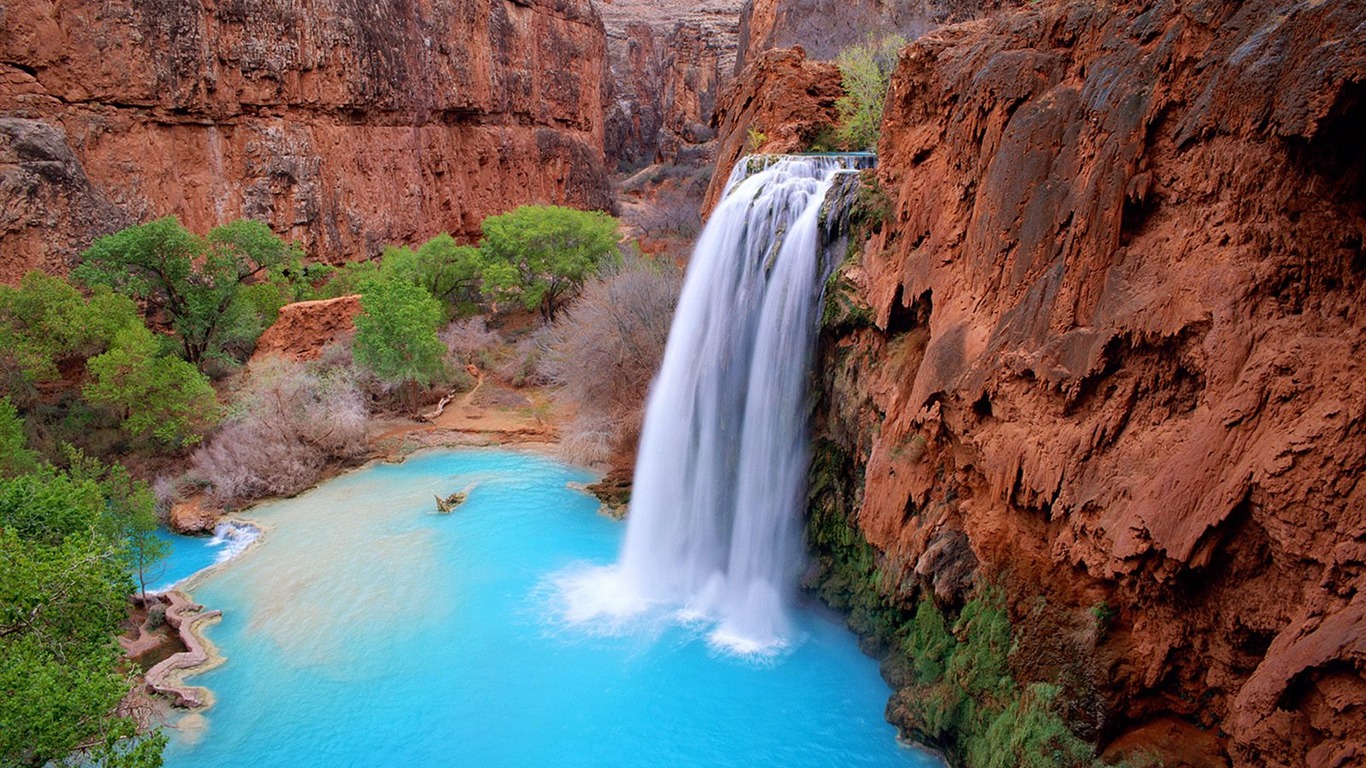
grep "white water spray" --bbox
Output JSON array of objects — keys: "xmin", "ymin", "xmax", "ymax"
[{"xmin": 564, "ymin": 154, "xmax": 871, "ymax": 654}]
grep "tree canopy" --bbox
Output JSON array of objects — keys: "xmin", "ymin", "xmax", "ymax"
[
  {"xmin": 0, "ymin": 420, "xmax": 167, "ymax": 767},
  {"xmin": 0, "ymin": 272, "xmax": 141, "ymax": 397},
  {"xmin": 73, "ymin": 217, "xmax": 296, "ymax": 368},
  {"xmin": 83, "ymin": 326, "xmax": 221, "ymax": 449},
  {"xmin": 352, "ymin": 277, "xmax": 446, "ymax": 390},
  {"xmin": 479, "ymin": 205, "xmax": 619, "ymax": 322}
]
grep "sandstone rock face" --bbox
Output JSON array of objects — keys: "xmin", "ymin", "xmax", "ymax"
[
  {"xmin": 805, "ymin": 0, "xmax": 1364, "ymax": 764},
  {"xmin": 701, "ymin": 47, "xmax": 843, "ymax": 214},
  {"xmin": 0, "ymin": 0, "xmax": 613, "ymax": 282},
  {"xmin": 597, "ymin": 0, "xmax": 745, "ymax": 170},
  {"xmin": 250, "ymin": 295, "xmax": 362, "ymax": 364}
]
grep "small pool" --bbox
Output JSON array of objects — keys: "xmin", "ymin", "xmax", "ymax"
[{"xmin": 162, "ymin": 449, "xmax": 935, "ymax": 768}]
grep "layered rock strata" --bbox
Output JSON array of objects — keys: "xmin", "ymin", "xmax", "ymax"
[
  {"xmin": 0, "ymin": 0, "xmax": 613, "ymax": 282},
  {"xmin": 734, "ymin": 0, "xmax": 1011, "ymax": 73},
  {"xmin": 781, "ymin": 0, "xmax": 1364, "ymax": 764}
]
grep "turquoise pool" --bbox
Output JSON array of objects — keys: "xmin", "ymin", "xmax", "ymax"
[{"xmin": 162, "ymin": 449, "xmax": 934, "ymax": 768}]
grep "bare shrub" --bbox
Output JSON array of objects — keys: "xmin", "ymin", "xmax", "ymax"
[
  {"xmin": 497, "ymin": 329, "xmax": 554, "ymax": 388},
  {"xmin": 189, "ymin": 357, "xmax": 369, "ymax": 509},
  {"xmin": 152, "ymin": 474, "xmax": 184, "ymax": 522},
  {"xmin": 543, "ymin": 256, "xmax": 681, "ymax": 460},
  {"xmin": 559, "ymin": 412, "xmax": 617, "ymax": 466},
  {"xmin": 441, "ymin": 316, "xmax": 500, "ymax": 368}
]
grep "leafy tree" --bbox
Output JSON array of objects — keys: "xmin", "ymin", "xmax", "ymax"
[
  {"xmin": 834, "ymin": 35, "xmax": 905, "ymax": 150},
  {"xmin": 0, "ymin": 461, "xmax": 167, "ymax": 767},
  {"xmin": 480, "ymin": 205, "xmax": 620, "ymax": 322},
  {"xmin": 74, "ymin": 217, "xmax": 293, "ymax": 368},
  {"xmin": 0, "ymin": 272, "xmax": 141, "ymax": 395},
  {"xmin": 83, "ymin": 326, "xmax": 220, "ymax": 449},
  {"xmin": 317, "ymin": 259, "xmax": 380, "ymax": 299},
  {"xmin": 385, "ymin": 234, "xmax": 485, "ymax": 315},
  {"xmin": 63, "ymin": 448, "xmax": 167, "ymax": 600},
  {"xmin": 0, "ymin": 398, "xmax": 39, "ymax": 478},
  {"xmin": 352, "ymin": 277, "xmax": 446, "ymax": 398}
]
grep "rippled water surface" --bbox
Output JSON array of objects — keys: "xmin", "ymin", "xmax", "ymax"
[{"xmin": 164, "ymin": 449, "xmax": 933, "ymax": 768}]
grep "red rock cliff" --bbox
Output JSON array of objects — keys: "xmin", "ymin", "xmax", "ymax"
[
  {"xmin": 794, "ymin": 0, "xmax": 1364, "ymax": 764},
  {"xmin": 0, "ymin": 0, "xmax": 613, "ymax": 282}
]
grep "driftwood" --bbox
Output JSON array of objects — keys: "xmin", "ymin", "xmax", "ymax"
[
  {"xmin": 434, "ymin": 491, "xmax": 468, "ymax": 513},
  {"xmin": 417, "ymin": 392, "xmax": 457, "ymax": 423}
]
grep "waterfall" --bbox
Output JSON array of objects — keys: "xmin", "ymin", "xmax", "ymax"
[{"xmin": 592, "ymin": 153, "xmax": 872, "ymax": 654}]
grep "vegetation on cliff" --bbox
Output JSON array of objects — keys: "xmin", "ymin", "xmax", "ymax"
[{"xmin": 832, "ymin": 36, "xmax": 904, "ymax": 151}]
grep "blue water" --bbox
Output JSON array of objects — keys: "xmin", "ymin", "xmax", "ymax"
[
  {"xmin": 163, "ymin": 449, "xmax": 933, "ymax": 768},
  {"xmin": 149, "ymin": 524, "xmax": 258, "ymax": 593}
]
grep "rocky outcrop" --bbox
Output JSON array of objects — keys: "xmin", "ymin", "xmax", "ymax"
[
  {"xmin": 701, "ymin": 47, "xmax": 843, "ymax": 214},
  {"xmin": 143, "ymin": 591, "xmax": 222, "ymax": 709},
  {"xmin": 0, "ymin": 0, "xmax": 613, "ymax": 282},
  {"xmin": 597, "ymin": 0, "xmax": 745, "ymax": 170},
  {"xmin": 250, "ymin": 295, "xmax": 362, "ymax": 363},
  {"xmin": 805, "ymin": 0, "xmax": 1365, "ymax": 764}
]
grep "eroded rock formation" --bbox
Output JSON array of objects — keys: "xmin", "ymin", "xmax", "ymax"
[
  {"xmin": 0, "ymin": 0, "xmax": 613, "ymax": 282},
  {"xmin": 250, "ymin": 295, "xmax": 361, "ymax": 363},
  {"xmin": 762, "ymin": 0, "xmax": 1363, "ymax": 763},
  {"xmin": 702, "ymin": 47, "xmax": 843, "ymax": 214}
]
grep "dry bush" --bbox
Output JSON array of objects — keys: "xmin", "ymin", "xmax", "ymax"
[
  {"xmin": 152, "ymin": 474, "xmax": 184, "ymax": 522},
  {"xmin": 496, "ymin": 329, "xmax": 554, "ymax": 388},
  {"xmin": 441, "ymin": 316, "xmax": 500, "ymax": 369},
  {"xmin": 543, "ymin": 257, "xmax": 681, "ymax": 460},
  {"xmin": 558, "ymin": 412, "xmax": 617, "ymax": 466},
  {"xmin": 189, "ymin": 357, "xmax": 369, "ymax": 509}
]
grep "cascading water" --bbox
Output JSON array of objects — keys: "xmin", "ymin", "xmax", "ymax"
[{"xmin": 567, "ymin": 153, "xmax": 872, "ymax": 654}]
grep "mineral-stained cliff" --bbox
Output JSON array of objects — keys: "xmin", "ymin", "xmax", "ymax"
[
  {"xmin": 0, "ymin": 0, "xmax": 614, "ymax": 283},
  {"xmin": 751, "ymin": 0, "xmax": 1364, "ymax": 764}
]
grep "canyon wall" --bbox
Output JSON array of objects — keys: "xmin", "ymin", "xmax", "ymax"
[
  {"xmin": 597, "ymin": 0, "xmax": 744, "ymax": 170},
  {"xmin": 0, "ymin": 0, "xmax": 613, "ymax": 283},
  {"xmin": 774, "ymin": 0, "xmax": 1363, "ymax": 764}
]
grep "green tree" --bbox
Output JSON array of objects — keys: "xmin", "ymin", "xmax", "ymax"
[
  {"xmin": 83, "ymin": 326, "xmax": 220, "ymax": 449},
  {"xmin": 383, "ymin": 234, "xmax": 486, "ymax": 316},
  {"xmin": 480, "ymin": 205, "xmax": 619, "ymax": 322},
  {"xmin": 834, "ymin": 35, "xmax": 905, "ymax": 151},
  {"xmin": 74, "ymin": 217, "xmax": 292, "ymax": 368},
  {"xmin": 352, "ymin": 277, "xmax": 445, "ymax": 401},
  {"xmin": 0, "ymin": 272, "xmax": 141, "ymax": 397},
  {"xmin": 0, "ymin": 398, "xmax": 39, "ymax": 478},
  {"xmin": 0, "ymin": 464, "xmax": 167, "ymax": 767},
  {"xmin": 63, "ymin": 448, "xmax": 168, "ymax": 601}
]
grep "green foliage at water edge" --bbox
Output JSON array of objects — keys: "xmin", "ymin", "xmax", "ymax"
[
  {"xmin": 804, "ymin": 441, "xmax": 1102, "ymax": 767},
  {"xmin": 0, "ymin": 420, "xmax": 167, "ymax": 767}
]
